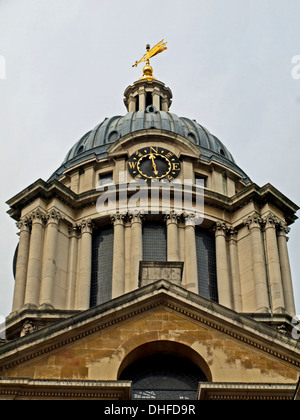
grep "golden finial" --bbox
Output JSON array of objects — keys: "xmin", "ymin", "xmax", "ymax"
[{"xmin": 132, "ymin": 40, "xmax": 167, "ymax": 80}]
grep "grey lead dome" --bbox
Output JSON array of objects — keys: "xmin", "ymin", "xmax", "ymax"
[{"xmin": 50, "ymin": 107, "xmax": 250, "ymax": 183}]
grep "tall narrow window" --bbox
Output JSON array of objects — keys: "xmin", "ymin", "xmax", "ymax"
[
  {"xmin": 143, "ymin": 221, "xmax": 167, "ymax": 262},
  {"xmin": 195, "ymin": 228, "xmax": 218, "ymax": 302},
  {"xmin": 146, "ymin": 92, "xmax": 153, "ymax": 108},
  {"xmin": 90, "ymin": 226, "xmax": 114, "ymax": 307}
]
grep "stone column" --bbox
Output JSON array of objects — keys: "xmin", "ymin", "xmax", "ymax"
[
  {"xmin": 245, "ymin": 215, "xmax": 270, "ymax": 313},
  {"xmin": 76, "ymin": 219, "xmax": 93, "ymax": 310},
  {"xmin": 39, "ymin": 209, "xmax": 62, "ymax": 309},
  {"xmin": 165, "ymin": 211, "xmax": 179, "ymax": 262},
  {"xmin": 66, "ymin": 225, "xmax": 79, "ymax": 310},
  {"xmin": 138, "ymin": 86, "xmax": 146, "ymax": 111},
  {"xmin": 111, "ymin": 213, "xmax": 126, "ymax": 299},
  {"xmin": 12, "ymin": 217, "xmax": 31, "ymax": 312},
  {"xmin": 277, "ymin": 223, "xmax": 296, "ymax": 315},
  {"xmin": 124, "ymin": 220, "xmax": 132, "ymax": 293},
  {"xmin": 184, "ymin": 214, "xmax": 198, "ymax": 294},
  {"xmin": 228, "ymin": 228, "xmax": 242, "ymax": 312},
  {"xmin": 152, "ymin": 87, "xmax": 161, "ymax": 110},
  {"xmin": 264, "ymin": 213, "xmax": 285, "ymax": 313},
  {"xmin": 130, "ymin": 212, "xmax": 143, "ymax": 290},
  {"xmin": 24, "ymin": 209, "xmax": 45, "ymax": 308},
  {"xmin": 214, "ymin": 222, "xmax": 232, "ymax": 309}
]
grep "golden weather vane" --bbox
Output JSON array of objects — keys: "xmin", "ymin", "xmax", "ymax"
[{"xmin": 132, "ymin": 40, "xmax": 167, "ymax": 80}]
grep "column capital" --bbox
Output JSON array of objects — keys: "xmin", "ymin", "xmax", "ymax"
[
  {"xmin": 78, "ymin": 219, "xmax": 94, "ymax": 234},
  {"xmin": 68, "ymin": 223, "xmax": 81, "ymax": 237},
  {"xmin": 46, "ymin": 209, "xmax": 62, "ymax": 226},
  {"xmin": 228, "ymin": 226, "xmax": 238, "ymax": 239},
  {"xmin": 111, "ymin": 212, "xmax": 127, "ymax": 226},
  {"xmin": 16, "ymin": 216, "xmax": 31, "ymax": 233},
  {"xmin": 277, "ymin": 221, "xmax": 290, "ymax": 237},
  {"xmin": 164, "ymin": 210, "xmax": 180, "ymax": 226},
  {"xmin": 263, "ymin": 212, "xmax": 279, "ymax": 230},
  {"xmin": 213, "ymin": 221, "xmax": 230, "ymax": 236},
  {"xmin": 29, "ymin": 208, "xmax": 47, "ymax": 225},
  {"xmin": 128, "ymin": 211, "xmax": 144, "ymax": 225},
  {"xmin": 244, "ymin": 214, "xmax": 263, "ymax": 230},
  {"xmin": 181, "ymin": 212, "xmax": 196, "ymax": 227}
]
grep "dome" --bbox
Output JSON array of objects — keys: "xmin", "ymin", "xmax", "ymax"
[{"xmin": 50, "ymin": 107, "xmax": 250, "ymax": 182}]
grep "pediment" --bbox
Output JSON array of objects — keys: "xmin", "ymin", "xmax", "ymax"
[{"xmin": 0, "ymin": 280, "xmax": 299, "ymax": 385}]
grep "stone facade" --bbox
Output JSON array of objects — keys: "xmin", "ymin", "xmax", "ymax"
[{"xmin": 1, "ymin": 68, "xmax": 299, "ymax": 400}]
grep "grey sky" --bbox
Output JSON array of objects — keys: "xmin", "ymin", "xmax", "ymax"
[{"xmin": 0, "ymin": 0, "xmax": 299, "ymax": 317}]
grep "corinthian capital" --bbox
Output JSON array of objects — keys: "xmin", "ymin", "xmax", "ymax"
[
  {"xmin": 111, "ymin": 212, "xmax": 127, "ymax": 226},
  {"xmin": 128, "ymin": 211, "xmax": 144, "ymax": 225},
  {"xmin": 263, "ymin": 212, "xmax": 279, "ymax": 229},
  {"xmin": 244, "ymin": 214, "xmax": 263, "ymax": 230},
  {"xmin": 164, "ymin": 210, "xmax": 180, "ymax": 225},
  {"xmin": 277, "ymin": 221, "xmax": 290, "ymax": 236},
  {"xmin": 78, "ymin": 219, "xmax": 94, "ymax": 234},
  {"xmin": 46, "ymin": 209, "xmax": 63, "ymax": 225},
  {"xmin": 213, "ymin": 221, "xmax": 230, "ymax": 236},
  {"xmin": 29, "ymin": 208, "xmax": 47, "ymax": 225},
  {"xmin": 16, "ymin": 216, "xmax": 31, "ymax": 232}
]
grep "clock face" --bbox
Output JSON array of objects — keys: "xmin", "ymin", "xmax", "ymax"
[{"xmin": 127, "ymin": 146, "xmax": 181, "ymax": 181}]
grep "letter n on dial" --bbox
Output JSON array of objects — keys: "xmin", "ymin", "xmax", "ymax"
[{"xmin": 127, "ymin": 146, "xmax": 181, "ymax": 181}]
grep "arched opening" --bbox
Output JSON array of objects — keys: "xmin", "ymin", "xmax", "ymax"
[{"xmin": 118, "ymin": 341, "xmax": 210, "ymax": 400}]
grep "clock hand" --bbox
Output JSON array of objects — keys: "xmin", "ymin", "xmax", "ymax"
[{"xmin": 149, "ymin": 154, "xmax": 158, "ymax": 175}]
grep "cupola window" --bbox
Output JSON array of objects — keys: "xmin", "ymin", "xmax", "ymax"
[{"xmin": 146, "ymin": 91, "xmax": 153, "ymax": 108}]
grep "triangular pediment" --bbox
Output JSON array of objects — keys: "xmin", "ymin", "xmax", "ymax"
[{"xmin": 0, "ymin": 280, "xmax": 300, "ymax": 386}]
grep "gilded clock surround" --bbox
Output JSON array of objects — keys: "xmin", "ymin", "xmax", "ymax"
[{"xmin": 127, "ymin": 146, "xmax": 181, "ymax": 181}]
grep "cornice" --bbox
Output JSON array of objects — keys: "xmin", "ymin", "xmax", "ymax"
[
  {"xmin": 197, "ymin": 382, "xmax": 297, "ymax": 400},
  {"xmin": 6, "ymin": 176, "xmax": 299, "ymax": 229},
  {"xmin": 0, "ymin": 378, "xmax": 131, "ymax": 400}
]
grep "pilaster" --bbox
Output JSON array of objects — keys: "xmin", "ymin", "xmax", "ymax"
[
  {"xmin": 129, "ymin": 212, "xmax": 144, "ymax": 290},
  {"xmin": 183, "ymin": 213, "xmax": 198, "ymax": 294},
  {"xmin": 76, "ymin": 219, "xmax": 94, "ymax": 310},
  {"xmin": 111, "ymin": 213, "xmax": 126, "ymax": 299},
  {"xmin": 165, "ymin": 211, "xmax": 180, "ymax": 262},
  {"xmin": 24, "ymin": 209, "xmax": 46, "ymax": 308},
  {"xmin": 277, "ymin": 222, "xmax": 295, "ymax": 316},
  {"xmin": 228, "ymin": 228, "xmax": 242, "ymax": 312},
  {"xmin": 214, "ymin": 222, "xmax": 232, "ymax": 309},
  {"xmin": 12, "ymin": 217, "xmax": 31, "ymax": 312},
  {"xmin": 39, "ymin": 209, "xmax": 62, "ymax": 309},
  {"xmin": 263, "ymin": 213, "xmax": 285, "ymax": 313},
  {"xmin": 66, "ymin": 224, "xmax": 80, "ymax": 310},
  {"xmin": 245, "ymin": 214, "xmax": 270, "ymax": 313}
]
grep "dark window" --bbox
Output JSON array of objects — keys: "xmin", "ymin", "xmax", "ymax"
[
  {"xmin": 219, "ymin": 148, "xmax": 225, "ymax": 156},
  {"xmin": 98, "ymin": 172, "xmax": 113, "ymax": 187},
  {"xmin": 195, "ymin": 174, "xmax": 207, "ymax": 188},
  {"xmin": 143, "ymin": 222, "xmax": 167, "ymax": 262},
  {"xmin": 77, "ymin": 145, "xmax": 84, "ymax": 155},
  {"xmin": 90, "ymin": 226, "xmax": 114, "ymax": 307},
  {"xmin": 120, "ymin": 354, "xmax": 207, "ymax": 400},
  {"xmin": 146, "ymin": 92, "xmax": 153, "ymax": 108},
  {"xmin": 195, "ymin": 228, "xmax": 218, "ymax": 302}
]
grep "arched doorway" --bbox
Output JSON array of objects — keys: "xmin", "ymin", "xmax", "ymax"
[{"xmin": 118, "ymin": 341, "xmax": 209, "ymax": 400}]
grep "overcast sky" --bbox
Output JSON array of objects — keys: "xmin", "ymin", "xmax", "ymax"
[{"xmin": 0, "ymin": 0, "xmax": 300, "ymax": 318}]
